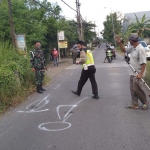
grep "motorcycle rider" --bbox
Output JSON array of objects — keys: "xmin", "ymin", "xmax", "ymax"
[
  {"xmin": 103, "ymin": 43, "xmax": 113, "ymax": 63},
  {"xmin": 110, "ymin": 43, "xmax": 116, "ymax": 59}
]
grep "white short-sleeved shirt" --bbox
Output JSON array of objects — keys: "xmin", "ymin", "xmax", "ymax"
[
  {"xmin": 125, "ymin": 43, "xmax": 147, "ymax": 76},
  {"xmin": 110, "ymin": 46, "xmax": 115, "ymax": 49}
]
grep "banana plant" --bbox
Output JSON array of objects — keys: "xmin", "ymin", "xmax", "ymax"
[{"xmin": 134, "ymin": 13, "xmax": 150, "ymax": 37}]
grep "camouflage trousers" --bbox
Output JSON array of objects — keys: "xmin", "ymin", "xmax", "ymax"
[
  {"xmin": 35, "ymin": 70, "xmax": 44, "ymax": 85},
  {"xmin": 72, "ymin": 53, "xmax": 77, "ymax": 64}
]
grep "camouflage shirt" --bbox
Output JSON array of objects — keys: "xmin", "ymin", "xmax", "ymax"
[{"xmin": 30, "ymin": 49, "xmax": 46, "ymax": 69}]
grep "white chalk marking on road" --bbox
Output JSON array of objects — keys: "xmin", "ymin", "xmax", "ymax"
[
  {"xmin": 18, "ymin": 94, "xmax": 50, "ymax": 113},
  {"xmin": 63, "ymin": 113, "xmax": 72, "ymax": 122},
  {"xmin": 54, "ymin": 84, "xmax": 60, "ymax": 89},
  {"xmin": 75, "ymin": 97, "xmax": 89, "ymax": 105},
  {"xmin": 38, "ymin": 122, "xmax": 71, "ymax": 132},
  {"xmin": 38, "ymin": 97, "xmax": 89, "ymax": 132},
  {"xmin": 56, "ymin": 105, "xmax": 77, "ymax": 120},
  {"xmin": 63, "ymin": 105, "xmax": 77, "ymax": 119},
  {"xmin": 46, "ymin": 84, "xmax": 52, "ymax": 89}
]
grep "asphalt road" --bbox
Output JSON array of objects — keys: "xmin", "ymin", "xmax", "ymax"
[{"xmin": 0, "ymin": 44, "xmax": 150, "ymax": 150}]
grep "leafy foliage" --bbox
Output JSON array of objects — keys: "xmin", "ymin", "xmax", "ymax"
[{"xmin": 102, "ymin": 12, "xmax": 122, "ymax": 44}]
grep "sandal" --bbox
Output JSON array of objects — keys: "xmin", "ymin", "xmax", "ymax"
[
  {"xmin": 142, "ymin": 101, "xmax": 149, "ymax": 110},
  {"xmin": 125, "ymin": 105, "xmax": 139, "ymax": 109}
]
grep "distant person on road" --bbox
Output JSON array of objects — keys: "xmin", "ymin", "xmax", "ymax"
[
  {"xmin": 97, "ymin": 42, "xmax": 100, "ymax": 48},
  {"xmin": 30, "ymin": 41, "xmax": 47, "ymax": 94},
  {"xmin": 115, "ymin": 33, "xmax": 149, "ymax": 110},
  {"xmin": 70, "ymin": 44, "xmax": 78, "ymax": 64},
  {"xmin": 72, "ymin": 41, "xmax": 99, "ymax": 99},
  {"xmin": 51, "ymin": 48, "xmax": 59, "ymax": 67}
]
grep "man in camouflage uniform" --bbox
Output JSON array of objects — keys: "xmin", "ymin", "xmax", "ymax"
[
  {"xmin": 30, "ymin": 41, "xmax": 47, "ymax": 94},
  {"xmin": 70, "ymin": 44, "xmax": 78, "ymax": 64}
]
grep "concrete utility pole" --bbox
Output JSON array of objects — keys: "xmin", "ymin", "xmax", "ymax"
[
  {"xmin": 110, "ymin": 8, "xmax": 116, "ymax": 47},
  {"xmin": 76, "ymin": 0, "xmax": 84, "ymax": 41},
  {"xmin": 76, "ymin": 0, "xmax": 81, "ymax": 40},
  {"xmin": 8, "ymin": 0, "xmax": 16, "ymax": 48}
]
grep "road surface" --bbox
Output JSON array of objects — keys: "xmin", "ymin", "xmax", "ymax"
[{"xmin": 0, "ymin": 44, "xmax": 150, "ymax": 150}]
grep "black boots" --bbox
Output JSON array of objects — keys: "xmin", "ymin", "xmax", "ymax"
[
  {"xmin": 41, "ymin": 83, "xmax": 46, "ymax": 91},
  {"xmin": 37, "ymin": 83, "xmax": 46, "ymax": 94},
  {"xmin": 37, "ymin": 84, "xmax": 43, "ymax": 94},
  {"xmin": 71, "ymin": 90, "xmax": 80, "ymax": 96},
  {"xmin": 92, "ymin": 94, "xmax": 99, "ymax": 100}
]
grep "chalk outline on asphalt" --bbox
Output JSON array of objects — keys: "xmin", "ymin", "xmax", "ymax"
[
  {"xmin": 18, "ymin": 94, "xmax": 50, "ymax": 113},
  {"xmin": 38, "ymin": 97, "xmax": 89, "ymax": 132}
]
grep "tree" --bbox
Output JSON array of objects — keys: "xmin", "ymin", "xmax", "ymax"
[
  {"xmin": 131, "ymin": 13, "xmax": 150, "ymax": 38},
  {"xmin": 102, "ymin": 12, "xmax": 122, "ymax": 44}
]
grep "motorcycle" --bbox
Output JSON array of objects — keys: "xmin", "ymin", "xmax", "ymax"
[{"xmin": 104, "ymin": 48, "xmax": 113, "ymax": 63}]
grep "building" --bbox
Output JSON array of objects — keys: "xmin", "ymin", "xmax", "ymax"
[
  {"xmin": 122, "ymin": 11, "xmax": 150, "ymax": 44},
  {"xmin": 122, "ymin": 11, "xmax": 150, "ymax": 32}
]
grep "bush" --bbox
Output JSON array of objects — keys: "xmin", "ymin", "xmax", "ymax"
[
  {"xmin": 145, "ymin": 62, "xmax": 150, "ymax": 86},
  {"xmin": 0, "ymin": 42, "xmax": 48, "ymax": 114}
]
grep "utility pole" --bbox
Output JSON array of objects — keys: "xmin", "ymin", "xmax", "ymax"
[
  {"xmin": 76, "ymin": 0, "xmax": 84, "ymax": 41},
  {"xmin": 110, "ymin": 8, "xmax": 116, "ymax": 47},
  {"xmin": 76, "ymin": 0, "xmax": 81, "ymax": 40},
  {"xmin": 8, "ymin": 0, "xmax": 16, "ymax": 48},
  {"xmin": 80, "ymin": 18, "xmax": 84, "ymax": 41}
]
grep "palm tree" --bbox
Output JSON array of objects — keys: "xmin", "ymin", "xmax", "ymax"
[{"xmin": 133, "ymin": 13, "xmax": 150, "ymax": 37}]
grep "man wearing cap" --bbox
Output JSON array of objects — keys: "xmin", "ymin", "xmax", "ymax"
[{"xmin": 115, "ymin": 33, "xmax": 149, "ymax": 110}]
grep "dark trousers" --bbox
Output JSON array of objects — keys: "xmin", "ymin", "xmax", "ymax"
[{"xmin": 77, "ymin": 66, "xmax": 98, "ymax": 94}]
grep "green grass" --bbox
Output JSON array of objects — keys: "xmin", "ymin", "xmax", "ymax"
[{"xmin": 145, "ymin": 62, "xmax": 150, "ymax": 86}]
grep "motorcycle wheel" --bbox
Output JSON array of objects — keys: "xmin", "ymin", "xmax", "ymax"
[{"xmin": 107, "ymin": 58, "xmax": 112, "ymax": 63}]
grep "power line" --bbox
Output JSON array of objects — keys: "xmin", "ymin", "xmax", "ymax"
[{"xmin": 61, "ymin": 0, "xmax": 77, "ymax": 12}]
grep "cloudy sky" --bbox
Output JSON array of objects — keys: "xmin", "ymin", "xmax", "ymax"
[{"xmin": 48, "ymin": 0, "xmax": 150, "ymax": 36}]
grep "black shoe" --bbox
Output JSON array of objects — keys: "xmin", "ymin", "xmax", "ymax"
[
  {"xmin": 72, "ymin": 90, "xmax": 80, "ymax": 96},
  {"xmin": 40, "ymin": 83, "xmax": 46, "ymax": 91},
  {"xmin": 92, "ymin": 94, "xmax": 99, "ymax": 100},
  {"xmin": 37, "ymin": 85, "xmax": 43, "ymax": 94}
]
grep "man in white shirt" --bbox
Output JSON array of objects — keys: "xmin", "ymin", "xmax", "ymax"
[{"xmin": 115, "ymin": 33, "xmax": 149, "ymax": 110}]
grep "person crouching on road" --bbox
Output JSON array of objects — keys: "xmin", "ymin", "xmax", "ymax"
[
  {"xmin": 30, "ymin": 41, "xmax": 48, "ymax": 94},
  {"xmin": 72, "ymin": 41, "xmax": 99, "ymax": 99},
  {"xmin": 115, "ymin": 33, "xmax": 149, "ymax": 110}
]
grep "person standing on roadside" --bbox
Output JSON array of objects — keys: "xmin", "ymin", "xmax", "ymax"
[
  {"xmin": 30, "ymin": 41, "xmax": 47, "ymax": 94},
  {"xmin": 72, "ymin": 41, "xmax": 99, "ymax": 99},
  {"xmin": 115, "ymin": 33, "xmax": 149, "ymax": 110},
  {"xmin": 51, "ymin": 48, "xmax": 59, "ymax": 66},
  {"xmin": 70, "ymin": 44, "xmax": 78, "ymax": 64}
]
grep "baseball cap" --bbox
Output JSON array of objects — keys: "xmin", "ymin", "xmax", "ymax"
[{"xmin": 129, "ymin": 33, "xmax": 139, "ymax": 41}]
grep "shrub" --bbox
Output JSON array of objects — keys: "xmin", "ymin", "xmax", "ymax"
[{"xmin": 0, "ymin": 42, "xmax": 48, "ymax": 113}]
